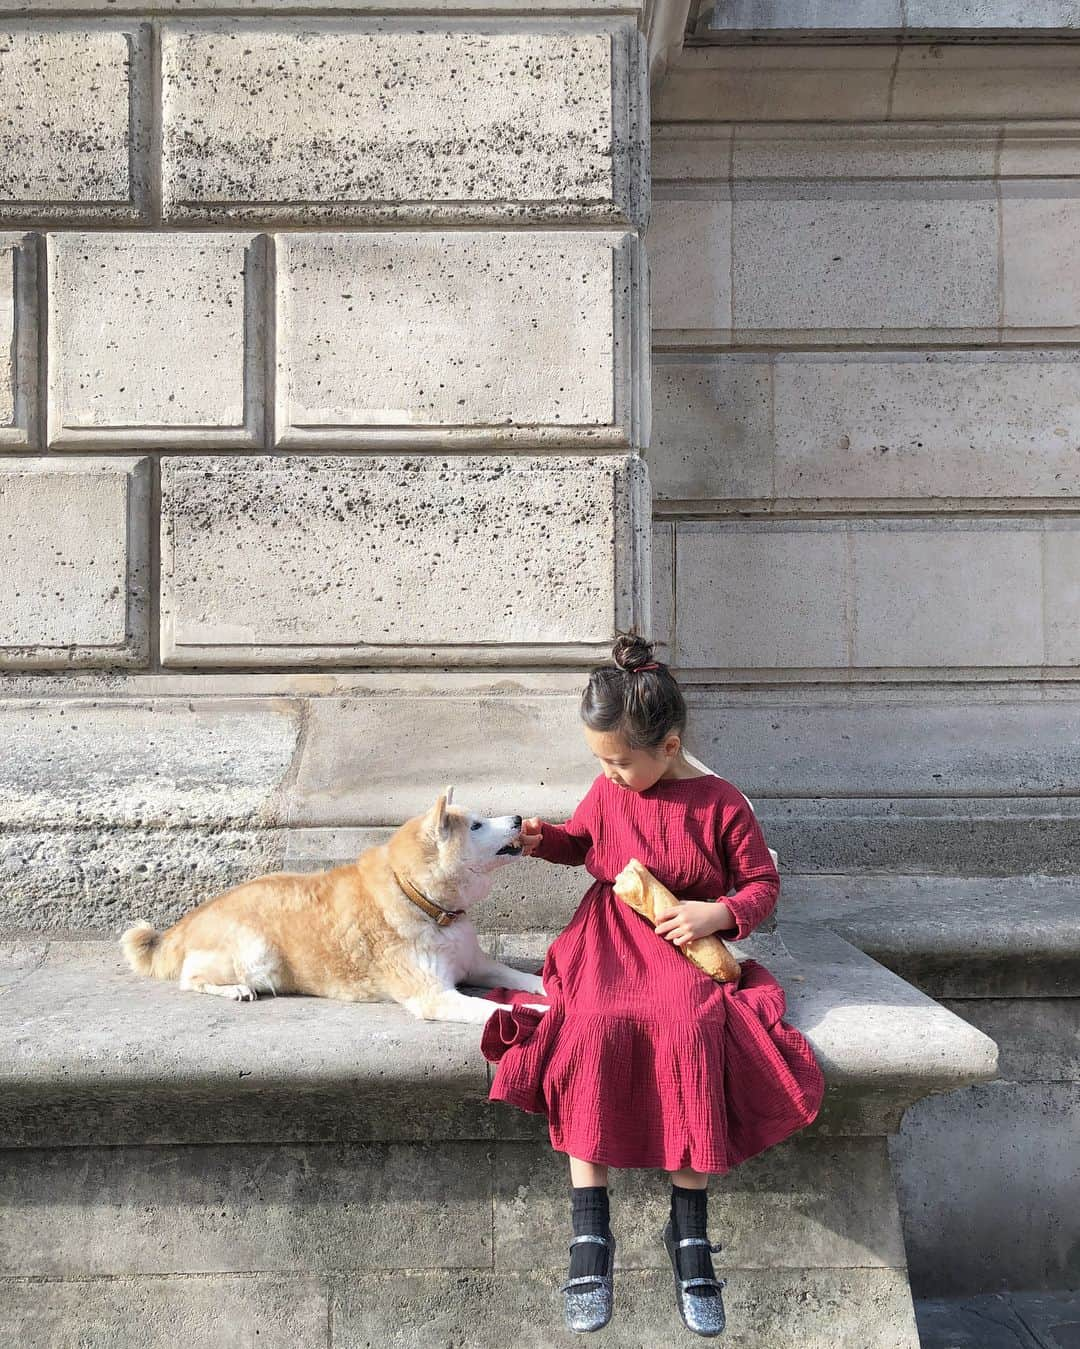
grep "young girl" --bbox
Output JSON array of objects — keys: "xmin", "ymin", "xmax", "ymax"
[{"xmin": 480, "ymin": 634, "xmax": 826, "ymax": 1337}]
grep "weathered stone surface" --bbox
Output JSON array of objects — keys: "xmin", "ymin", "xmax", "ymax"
[
  {"xmin": 0, "ymin": 234, "xmax": 34, "ymax": 447},
  {"xmin": 942, "ymin": 998, "xmax": 1080, "ymax": 1079},
  {"xmin": 47, "ymin": 233, "xmax": 262, "ymax": 446},
  {"xmin": 161, "ymin": 456, "xmax": 645, "ymax": 665},
  {"xmin": 731, "ymin": 186, "xmax": 998, "ymax": 340},
  {"xmin": 0, "ymin": 26, "xmax": 148, "ymax": 221},
  {"xmin": 0, "ymin": 1141, "xmax": 492, "ymax": 1274},
  {"xmin": 163, "ymin": 24, "xmax": 643, "ymax": 224},
  {"xmin": 0, "ymin": 698, "xmax": 300, "ymax": 827},
  {"xmin": 892, "ymin": 1081, "xmax": 1080, "ymax": 1296},
  {"xmin": 683, "ymin": 689, "xmax": 1080, "ymax": 795},
  {"xmin": 675, "ymin": 521, "xmax": 850, "ymax": 670},
  {"xmin": 276, "ymin": 232, "xmax": 639, "ymax": 447},
  {"xmin": 783, "ymin": 875, "xmax": 1080, "ymax": 997},
  {"xmin": 697, "ymin": 0, "xmax": 1080, "ymax": 37},
  {"xmin": 891, "ymin": 44, "xmax": 1080, "ymax": 121},
  {"xmin": 730, "ymin": 123, "xmax": 1000, "ymax": 181},
  {"xmin": 494, "ymin": 1136, "xmax": 906, "ymax": 1270},
  {"xmin": 650, "ymin": 355, "xmax": 771, "ymax": 499},
  {"xmin": 673, "ymin": 518, "xmax": 1072, "ymax": 672},
  {"xmin": 915, "ymin": 1294, "xmax": 1045, "ymax": 1349},
  {"xmin": 332, "ymin": 1267, "xmax": 921, "ymax": 1347},
  {"xmin": 1003, "ymin": 187, "xmax": 1080, "ymax": 333},
  {"xmin": 0, "ymin": 1274, "xmax": 328, "ymax": 1349},
  {"xmin": 0, "ymin": 458, "xmax": 149, "ymax": 667},
  {"xmin": 649, "ymin": 197, "xmax": 731, "ymax": 331},
  {"xmin": 651, "ymin": 519, "xmax": 674, "ymax": 651}
]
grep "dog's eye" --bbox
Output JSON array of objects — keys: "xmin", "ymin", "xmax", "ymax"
[{"xmin": 470, "ymin": 821, "xmax": 482, "ymax": 831}]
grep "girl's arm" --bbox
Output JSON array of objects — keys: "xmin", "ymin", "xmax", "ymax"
[
  {"xmin": 715, "ymin": 790, "xmax": 780, "ymax": 940},
  {"xmin": 524, "ymin": 781, "xmax": 599, "ymax": 867}
]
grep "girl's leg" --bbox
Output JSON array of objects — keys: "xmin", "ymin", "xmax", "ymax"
[
  {"xmin": 666, "ymin": 1167, "xmax": 722, "ymax": 1296},
  {"xmin": 567, "ymin": 1155, "xmax": 612, "ymax": 1286}
]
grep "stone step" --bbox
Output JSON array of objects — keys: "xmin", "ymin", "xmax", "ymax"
[{"xmin": 0, "ymin": 926, "xmax": 995, "ymax": 1348}]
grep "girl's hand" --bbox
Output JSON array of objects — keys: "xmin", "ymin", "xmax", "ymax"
[
  {"xmin": 519, "ymin": 817, "xmax": 544, "ymax": 856},
  {"xmin": 655, "ymin": 901, "xmax": 736, "ymax": 947}
]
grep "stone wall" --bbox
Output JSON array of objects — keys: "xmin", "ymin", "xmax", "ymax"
[{"xmin": 650, "ymin": 31, "xmax": 1080, "ymax": 1296}]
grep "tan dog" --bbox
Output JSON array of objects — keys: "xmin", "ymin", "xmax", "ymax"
[{"xmin": 120, "ymin": 788, "xmax": 546, "ymax": 1025}]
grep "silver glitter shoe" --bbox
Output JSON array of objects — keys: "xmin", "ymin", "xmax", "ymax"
[
  {"xmin": 662, "ymin": 1219, "xmax": 727, "ymax": 1337},
  {"xmin": 561, "ymin": 1230, "xmax": 616, "ymax": 1333}
]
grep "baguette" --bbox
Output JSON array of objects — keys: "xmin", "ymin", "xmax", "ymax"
[{"xmin": 612, "ymin": 858, "xmax": 741, "ymax": 984}]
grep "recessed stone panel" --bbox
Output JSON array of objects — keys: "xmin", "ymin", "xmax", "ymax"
[
  {"xmin": 0, "ymin": 234, "xmax": 35, "ymax": 448},
  {"xmin": 1002, "ymin": 187, "xmax": 1080, "ymax": 334},
  {"xmin": 161, "ymin": 456, "xmax": 644, "ymax": 666},
  {"xmin": 276, "ymin": 231, "xmax": 638, "ymax": 447},
  {"xmin": 0, "ymin": 457, "xmax": 149, "ymax": 667},
  {"xmin": 0, "ymin": 25, "xmax": 148, "ymax": 222},
  {"xmin": 162, "ymin": 22, "xmax": 643, "ymax": 224},
  {"xmin": 47, "ymin": 233, "xmax": 262, "ymax": 447}
]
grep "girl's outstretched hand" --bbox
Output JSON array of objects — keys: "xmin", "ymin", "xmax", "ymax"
[
  {"xmin": 520, "ymin": 817, "xmax": 544, "ymax": 856},
  {"xmin": 655, "ymin": 900, "xmax": 736, "ymax": 946}
]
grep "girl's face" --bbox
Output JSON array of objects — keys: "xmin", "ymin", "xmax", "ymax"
[{"xmin": 583, "ymin": 726, "xmax": 682, "ymax": 793}]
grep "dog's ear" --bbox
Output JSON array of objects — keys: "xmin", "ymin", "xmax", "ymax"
[{"xmin": 430, "ymin": 790, "xmax": 453, "ymax": 841}]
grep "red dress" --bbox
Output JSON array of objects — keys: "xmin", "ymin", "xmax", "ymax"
[{"xmin": 480, "ymin": 773, "xmax": 826, "ymax": 1173}]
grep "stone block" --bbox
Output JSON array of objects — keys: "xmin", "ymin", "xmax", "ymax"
[
  {"xmin": 891, "ymin": 43, "xmax": 1080, "ymax": 121},
  {"xmin": 47, "ymin": 232, "xmax": 263, "ymax": 447},
  {"xmin": 162, "ymin": 22, "xmax": 644, "ymax": 225},
  {"xmin": 0, "ymin": 698, "xmax": 300, "ymax": 828},
  {"xmin": 0, "ymin": 25, "xmax": 148, "ymax": 222},
  {"xmin": 732, "ymin": 123, "xmax": 999, "ymax": 183},
  {"xmin": 892, "ymin": 1081, "xmax": 1080, "ymax": 1296},
  {"xmin": 915, "ymin": 1294, "xmax": 1046, "ymax": 1349},
  {"xmin": 651, "ymin": 519, "xmax": 674, "ymax": 653},
  {"xmin": 732, "ymin": 186, "xmax": 999, "ymax": 341},
  {"xmin": 0, "ymin": 457, "xmax": 149, "ymax": 667},
  {"xmin": 773, "ymin": 350, "xmax": 1080, "ymax": 500},
  {"xmin": 850, "ymin": 521, "xmax": 1042, "ymax": 669},
  {"xmin": 160, "ymin": 456, "xmax": 646, "ymax": 665},
  {"xmin": 1003, "ymin": 187, "xmax": 1080, "ymax": 333},
  {"xmin": 653, "ymin": 46, "xmax": 895, "ymax": 123},
  {"xmin": 1045, "ymin": 528, "xmax": 1080, "ymax": 664},
  {"xmin": 650, "ymin": 355, "xmax": 771, "ymax": 499},
  {"xmin": 0, "ymin": 1141, "xmax": 492, "ymax": 1274},
  {"xmin": 494, "ymin": 1136, "xmax": 906, "ymax": 1271},
  {"xmin": 275, "ymin": 231, "xmax": 640, "ymax": 447},
  {"xmin": 684, "ymin": 689, "xmax": 1080, "ymax": 796},
  {"xmin": 674, "ymin": 521, "xmax": 850, "ymax": 670},
  {"xmin": 0, "ymin": 233, "xmax": 35, "ymax": 447},
  {"xmin": 942, "ymin": 998, "xmax": 1080, "ymax": 1079},
  {"xmin": 649, "ymin": 197, "xmax": 731, "ymax": 331},
  {"xmin": 331, "ymin": 1267, "xmax": 921, "ymax": 1347},
  {"xmin": 0, "ymin": 1274, "xmax": 328, "ymax": 1349},
  {"xmin": 698, "ymin": 0, "xmax": 904, "ymax": 35}
]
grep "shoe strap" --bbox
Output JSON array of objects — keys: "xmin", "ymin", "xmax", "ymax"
[
  {"xmin": 569, "ymin": 1233, "xmax": 611, "ymax": 1249},
  {"xmin": 681, "ymin": 1277, "xmax": 728, "ymax": 1292},
  {"xmin": 562, "ymin": 1274, "xmax": 610, "ymax": 1292},
  {"xmin": 675, "ymin": 1236, "xmax": 723, "ymax": 1253}
]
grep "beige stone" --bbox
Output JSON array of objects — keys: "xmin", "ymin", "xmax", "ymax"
[
  {"xmin": 891, "ymin": 43, "xmax": 1080, "ymax": 121},
  {"xmin": 851, "ymin": 522, "xmax": 1043, "ymax": 669},
  {"xmin": 773, "ymin": 351, "xmax": 1080, "ymax": 499},
  {"xmin": 732, "ymin": 123, "xmax": 999, "ymax": 182},
  {"xmin": 0, "ymin": 458, "xmax": 149, "ymax": 668},
  {"xmin": 649, "ymin": 196, "xmax": 731, "ymax": 331},
  {"xmin": 651, "ymin": 519, "xmax": 674, "ymax": 653},
  {"xmin": 47, "ymin": 233, "xmax": 262, "ymax": 447},
  {"xmin": 650, "ymin": 355, "xmax": 771, "ymax": 499},
  {"xmin": 1002, "ymin": 187, "xmax": 1080, "ymax": 332},
  {"xmin": 674, "ymin": 522, "xmax": 850, "ymax": 670},
  {"xmin": 275, "ymin": 232, "xmax": 639, "ymax": 447},
  {"xmin": 0, "ymin": 234, "xmax": 34, "ymax": 447},
  {"xmin": 161, "ymin": 456, "xmax": 646, "ymax": 666},
  {"xmin": 732, "ymin": 186, "xmax": 999, "ymax": 339},
  {"xmin": 0, "ymin": 25, "xmax": 147, "ymax": 221},
  {"xmin": 1045, "ymin": 527, "xmax": 1080, "ymax": 665},
  {"xmin": 162, "ymin": 23, "xmax": 643, "ymax": 224}
]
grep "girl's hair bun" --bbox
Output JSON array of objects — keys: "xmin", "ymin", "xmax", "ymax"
[{"xmin": 611, "ymin": 631, "xmax": 657, "ymax": 673}]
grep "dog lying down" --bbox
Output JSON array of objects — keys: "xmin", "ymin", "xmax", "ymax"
[{"xmin": 120, "ymin": 788, "xmax": 546, "ymax": 1026}]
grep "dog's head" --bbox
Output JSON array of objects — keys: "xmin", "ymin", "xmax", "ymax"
[{"xmin": 387, "ymin": 787, "xmax": 524, "ymax": 909}]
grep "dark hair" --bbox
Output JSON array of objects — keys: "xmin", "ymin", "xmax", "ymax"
[{"xmin": 580, "ymin": 632, "xmax": 686, "ymax": 751}]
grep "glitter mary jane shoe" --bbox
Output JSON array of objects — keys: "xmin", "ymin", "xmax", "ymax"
[
  {"xmin": 561, "ymin": 1230, "xmax": 616, "ymax": 1333},
  {"xmin": 662, "ymin": 1219, "xmax": 727, "ymax": 1337}
]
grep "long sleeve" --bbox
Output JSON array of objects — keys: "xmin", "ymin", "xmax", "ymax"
[
  {"xmin": 715, "ymin": 789, "xmax": 780, "ymax": 940},
  {"xmin": 532, "ymin": 779, "xmax": 599, "ymax": 867}
]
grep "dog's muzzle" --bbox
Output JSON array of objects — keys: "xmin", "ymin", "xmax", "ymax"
[{"xmin": 497, "ymin": 841, "xmax": 523, "ymax": 856}]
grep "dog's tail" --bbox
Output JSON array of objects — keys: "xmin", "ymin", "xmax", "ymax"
[{"xmin": 120, "ymin": 921, "xmax": 182, "ymax": 980}]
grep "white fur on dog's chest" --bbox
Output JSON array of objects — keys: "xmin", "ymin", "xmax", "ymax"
[{"xmin": 416, "ymin": 917, "xmax": 484, "ymax": 985}]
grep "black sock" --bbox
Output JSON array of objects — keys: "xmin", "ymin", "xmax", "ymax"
[
  {"xmin": 569, "ymin": 1186, "xmax": 611, "ymax": 1284},
  {"xmin": 670, "ymin": 1184, "xmax": 721, "ymax": 1294}
]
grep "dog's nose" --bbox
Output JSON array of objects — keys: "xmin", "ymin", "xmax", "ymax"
[{"xmin": 511, "ymin": 815, "xmax": 522, "ymax": 828}]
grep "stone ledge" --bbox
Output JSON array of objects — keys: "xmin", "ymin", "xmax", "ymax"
[
  {"xmin": 695, "ymin": 2, "xmax": 1080, "ymax": 40},
  {"xmin": 783, "ymin": 874, "xmax": 1080, "ymax": 998},
  {"xmin": 0, "ymin": 923, "xmax": 997, "ymax": 1147}
]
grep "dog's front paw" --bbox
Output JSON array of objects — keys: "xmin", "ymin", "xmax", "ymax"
[{"xmin": 225, "ymin": 984, "xmax": 259, "ymax": 1002}]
